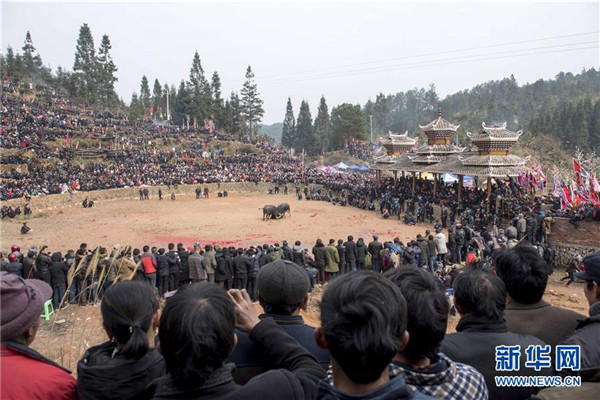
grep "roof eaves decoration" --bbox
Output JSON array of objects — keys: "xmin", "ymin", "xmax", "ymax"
[
  {"xmin": 418, "ymin": 110, "xmax": 460, "ymax": 132},
  {"xmin": 467, "ymin": 121, "xmax": 523, "ymax": 140}
]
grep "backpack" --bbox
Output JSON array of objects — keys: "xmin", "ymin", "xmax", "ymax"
[{"xmin": 383, "ymin": 249, "xmax": 394, "ymax": 269}]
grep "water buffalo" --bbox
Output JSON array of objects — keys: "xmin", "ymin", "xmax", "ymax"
[
  {"xmin": 261, "ymin": 204, "xmax": 281, "ymax": 220},
  {"xmin": 276, "ymin": 203, "xmax": 291, "ymax": 218}
]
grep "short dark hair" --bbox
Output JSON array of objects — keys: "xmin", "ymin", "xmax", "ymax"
[
  {"xmin": 101, "ymin": 281, "xmax": 159, "ymax": 359},
  {"xmin": 453, "ymin": 270, "xmax": 506, "ymax": 321},
  {"xmin": 168, "ymin": 243, "xmax": 175, "ymax": 250},
  {"xmin": 320, "ymin": 271, "xmax": 407, "ymax": 384},
  {"xmin": 143, "ymin": 245, "xmax": 149, "ymax": 252},
  {"xmin": 495, "ymin": 247, "xmax": 548, "ymax": 304},
  {"xmin": 159, "ymin": 283, "xmax": 236, "ymax": 387},
  {"xmin": 385, "ymin": 267, "xmax": 448, "ymax": 362}
]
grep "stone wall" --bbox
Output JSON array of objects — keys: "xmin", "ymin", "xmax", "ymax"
[
  {"xmin": 1, "ymin": 182, "xmax": 289, "ymax": 211},
  {"xmin": 548, "ymin": 218, "xmax": 600, "ymax": 269}
]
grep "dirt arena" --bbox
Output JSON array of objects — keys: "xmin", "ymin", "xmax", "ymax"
[
  {"xmin": 2, "ymin": 191, "xmax": 438, "ymax": 251},
  {"xmin": 1, "ymin": 190, "xmax": 591, "ymax": 374}
]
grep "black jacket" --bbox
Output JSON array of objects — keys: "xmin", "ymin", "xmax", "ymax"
[
  {"xmin": 560, "ymin": 301, "xmax": 600, "ymax": 374},
  {"xmin": 49, "ymin": 254, "xmax": 68, "ymax": 287},
  {"xmin": 441, "ymin": 315, "xmax": 551, "ymax": 400},
  {"xmin": 344, "ymin": 240, "xmax": 358, "ymax": 262},
  {"xmin": 281, "ymin": 245, "xmax": 293, "ymax": 261},
  {"xmin": 368, "ymin": 240, "xmax": 383, "ymax": 260},
  {"xmin": 149, "ymin": 318, "xmax": 325, "ymax": 400},
  {"xmin": 356, "ymin": 239, "xmax": 367, "ymax": 262},
  {"xmin": 35, "ymin": 253, "xmax": 52, "ymax": 283},
  {"xmin": 336, "ymin": 245, "xmax": 346, "ymax": 268},
  {"xmin": 215, "ymin": 249, "xmax": 234, "ymax": 281},
  {"xmin": 4, "ymin": 261, "xmax": 23, "ymax": 277},
  {"xmin": 178, "ymin": 249, "xmax": 190, "ymax": 280},
  {"xmin": 234, "ymin": 254, "xmax": 252, "ymax": 277},
  {"xmin": 22, "ymin": 256, "xmax": 35, "ymax": 279},
  {"xmin": 312, "ymin": 244, "xmax": 326, "ymax": 268},
  {"xmin": 156, "ymin": 254, "xmax": 170, "ymax": 277},
  {"xmin": 166, "ymin": 251, "xmax": 180, "ymax": 274},
  {"xmin": 228, "ymin": 314, "xmax": 330, "ymax": 384},
  {"xmin": 292, "ymin": 245, "xmax": 306, "ymax": 267},
  {"xmin": 77, "ymin": 341, "xmax": 165, "ymax": 400}
]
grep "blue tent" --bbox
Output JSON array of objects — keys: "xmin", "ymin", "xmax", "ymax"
[{"xmin": 359, "ymin": 165, "xmax": 370, "ymax": 171}]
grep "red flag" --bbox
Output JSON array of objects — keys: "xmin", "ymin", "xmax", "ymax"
[
  {"xmin": 185, "ymin": 152, "xmax": 188, "ymax": 163},
  {"xmin": 66, "ymin": 132, "xmax": 70, "ymax": 147},
  {"xmin": 573, "ymin": 159, "xmax": 582, "ymax": 186},
  {"xmin": 149, "ymin": 107, "xmax": 153, "ymax": 115}
]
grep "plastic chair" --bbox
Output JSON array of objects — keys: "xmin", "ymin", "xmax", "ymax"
[{"xmin": 40, "ymin": 299, "xmax": 54, "ymax": 320}]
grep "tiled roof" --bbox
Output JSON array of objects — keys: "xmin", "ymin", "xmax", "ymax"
[
  {"xmin": 418, "ymin": 111, "xmax": 460, "ymax": 132},
  {"xmin": 467, "ymin": 122, "xmax": 523, "ymax": 141},
  {"xmin": 459, "ymin": 154, "xmax": 528, "ymax": 167},
  {"xmin": 415, "ymin": 144, "xmax": 466, "ymax": 154}
]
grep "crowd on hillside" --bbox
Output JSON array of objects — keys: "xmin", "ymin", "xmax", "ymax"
[
  {"xmin": 2, "ymin": 230, "xmax": 600, "ymax": 399},
  {"xmin": 347, "ymin": 139, "xmax": 375, "ymax": 161}
]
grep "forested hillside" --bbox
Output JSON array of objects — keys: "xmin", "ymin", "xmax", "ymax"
[{"xmin": 364, "ymin": 69, "xmax": 600, "ymax": 153}]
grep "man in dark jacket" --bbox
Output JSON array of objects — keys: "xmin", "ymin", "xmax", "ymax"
[
  {"xmin": 312, "ymin": 239, "xmax": 326, "ymax": 284},
  {"xmin": 166, "ymin": 243, "xmax": 181, "ymax": 291},
  {"xmin": 156, "ymin": 249, "xmax": 170, "ymax": 296},
  {"xmin": 3, "ymin": 254, "xmax": 23, "ymax": 277},
  {"xmin": 336, "ymin": 239, "xmax": 346, "ymax": 275},
  {"xmin": 441, "ymin": 270, "xmax": 551, "ymax": 400},
  {"xmin": 368, "ymin": 234, "xmax": 384, "ymax": 273},
  {"xmin": 560, "ymin": 251, "xmax": 600, "ymax": 374},
  {"xmin": 495, "ymin": 246, "xmax": 585, "ymax": 346},
  {"xmin": 177, "ymin": 243, "xmax": 190, "ymax": 286},
  {"xmin": 48, "ymin": 252, "xmax": 68, "ymax": 309},
  {"xmin": 35, "ymin": 247, "xmax": 52, "ymax": 285},
  {"xmin": 344, "ymin": 235, "xmax": 358, "ymax": 273},
  {"xmin": 234, "ymin": 248, "xmax": 252, "ymax": 290},
  {"xmin": 228, "ymin": 260, "xmax": 329, "ymax": 384},
  {"xmin": 140, "ymin": 245, "xmax": 158, "ymax": 288},
  {"xmin": 22, "ymin": 250, "xmax": 36, "ymax": 279},
  {"xmin": 292, "ymin": 241, "xmax": 306, "ymax": 267},
  {"xmin": 315, "ymin": 272, "xmax": 435, "ymax": 400},
  {"xmin": 356, "ymin": 238, "xmax": 367, "ymax": 270},
  {"xmin": 215, "ymin": 246, "xmax": 233, "ymax": 289},
  {"xmin": 188, "ymin": 245, "xmax": 206, "ymax": 283},
  {"xmin": 149, "ymin": 283, "xmax": 325, "ymax": 399},
  {"xmin": 281, "ymin": 240, "xmax": 293, "ymax": 261},
  {"xmin": 415, "ymin": 235, "xmax": 429, "ymax": 268}
]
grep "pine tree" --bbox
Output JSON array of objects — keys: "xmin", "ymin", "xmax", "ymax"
[
  {"xmin": 73, "ymin": 23, "xmax": 98, "ymax": 103},
  {"xmin": 240, "ymin": 66, "xmax": 264, "ymax": 136},
  {"xmin": 5, "ymin": 46, "xmax": 15, "ymax": 77},
  {"xmin": 314, "ymin": 96, "xmax": 331, "ymax": 154},
  {"xmin": 22, "ymin": 31, "xmax": 38, "ymax": 74},
  {"xmin": 139, "ymin": 75, "xmax": 151, "ymax": 113},
  {"xmin": 211, "ymin": 71, "xmax": 224, "ymax": 127},
  {"xmin": 295, "ymin": 100, "xmax": 314, "ymax": 154},
  {"xmin": 152, "ymin": 79, "xmax": 162, "ymax": 118},
  {"xmin": 187, "ymin": 51, "xmax": 210, "ymax": 121},
  {"xmin": 229, "ymin": 91, "xmax": 242, "ymax": 136},
  {"xmin": 174, "ymin": 80, "xmax": 192, "ymax": 127},
  {"xmin": 96, "ymin": 34, "xmax": 118, "ymax": 107},
  {"xmin": 281, "ymin": 97, "xmax": 296, "ymax": 149},
  {"xmin": 331, "ymin": 103, "xmax": 366, "ymax": 149},
  {"xmin": 129, "ymin": 93, "xmax": 144, "ymax": 124}
]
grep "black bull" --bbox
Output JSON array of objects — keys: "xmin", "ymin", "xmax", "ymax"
[{"xmin": 260, "ymin": 203, "xmax": 291, "ymax": 220}]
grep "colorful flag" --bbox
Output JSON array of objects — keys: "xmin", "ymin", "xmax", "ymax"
[
  {"xmin": 573, "ymin": 159, "xmax": 582, "ymax": 186},
  {"xmin": 149, "ymin": 107, "xmax": 153, "ymax": 115},
  {"xmin": 66, "ymin": 132, "xmax": 69, "ymax": 147}
]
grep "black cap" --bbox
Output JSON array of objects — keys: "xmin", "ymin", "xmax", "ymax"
[
  {"xmin": 575, "ymin": 251, "xmax": 600, "ymax": 283},
  {"xmin": 257, "ymin": 260, "xmax": 309, "ymax": 306}
]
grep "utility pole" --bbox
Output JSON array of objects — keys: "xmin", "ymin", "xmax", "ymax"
[{"xmin": 369, "ymin": 114, "xmax": 373, "ymax": 144}]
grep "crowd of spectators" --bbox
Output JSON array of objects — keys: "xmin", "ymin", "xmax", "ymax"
[{"xmin": 2, "ymin": 232, "xmax": 599, "ymax": 399}]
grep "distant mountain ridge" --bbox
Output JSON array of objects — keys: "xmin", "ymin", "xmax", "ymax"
[{"xmin": 259, "ymin": 122, "xmax": 283, "ymax": 143}]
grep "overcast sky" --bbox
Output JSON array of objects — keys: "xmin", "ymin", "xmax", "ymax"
[{"xmin": 2, "ymin": 1, "xmax": 599, "ymax": 124}]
